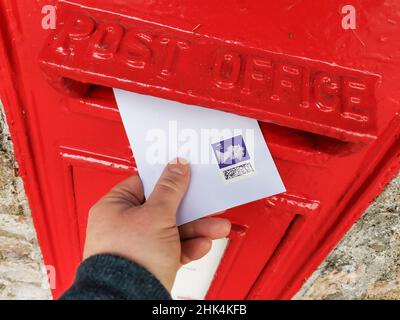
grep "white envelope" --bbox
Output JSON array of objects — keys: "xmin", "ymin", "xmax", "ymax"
[{"xmin": 114, "ymin": 89, "xmax": 285, "ymax": 225}]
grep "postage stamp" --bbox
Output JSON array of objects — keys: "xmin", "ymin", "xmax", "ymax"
[{"xmin": 211, "ymin": 135, "xmax": 255, "ymax": 182}]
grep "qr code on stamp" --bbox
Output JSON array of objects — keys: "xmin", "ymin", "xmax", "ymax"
[
  {"xmin": 223, "ymin": 162, "xmax": 255, "ymax": 181},
  {"xmin": 211, "ymin": 135, "xmax": 255, "ymax": 182}
]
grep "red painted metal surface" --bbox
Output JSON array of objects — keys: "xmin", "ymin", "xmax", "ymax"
[{"xmin": 1, "ymin": 0, "xmax": 400, "ymax": 299}]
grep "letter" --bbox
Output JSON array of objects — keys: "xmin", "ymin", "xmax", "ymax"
[
  {"xmin": 152, "ymin": 306, "xmax": 158, "ymax": 315},
  {"xmin": 341, "ymin": 78, "xmax": 369, "ymax": 122},
  {"xmin": 161, "ymin": 306, "xmax": 168, "ymax": 314},
  {"xmin": 41, "ymin": 264, "xmax": 56, "ymax": 290},
  {"xmin": 41, "ymin": 5, "xmax": 56, "ymax": 30},
  {"xmin": 213, "ymin": 52, "xmax": 241, "ymax": 89},
  {"xmin": 168, "ymin": 120, "xmax": 178, "ymax": 160},
  {"xmin": 54, "ymin": 15, "xmax": 96, "ymax": 56},
  {"xmin": 92, "ymin": 23, "xmax": 124, "ymax": 59},
  {"xmin": 213, "ymin": 305, "xmax": 220, "ymax": 314},
  {"xmin": 119, "ymin": 31, "xmax": 153, "ymax": 68},
  {"xmin": 240, "ymin": 305, "xmax": 246, "ymax": 314},
  {"xmin": 342, "ymin": 5, "xmax": 356, "ymax": 30},
  {"xmin": 178, "ymin": 129, "xmax": 199, "ymax": 164},
  {"xmin": 171, "ymin": 307, "xmax": 180, "ymax": 315},
  {"xmin": 242, "ymin": 56, "xmax": 272, "ymax": 95},
  {"xmin": 314, "ymin": 72, "xmax": 340, "ymax": 113},
  {"xmin": 146, "ymin": 128, "xmax": 167, "ymax": 165},
  {"xmin": 159, "ymin": 38, "xmax": 190, "ymax": 78},
  {"xmin": 203, "ymin": 305, "xmax": 212, "ymax": 314},
  {"xmin": 271, "ymin": 63, "xmax": 302, "ymax": 102}
]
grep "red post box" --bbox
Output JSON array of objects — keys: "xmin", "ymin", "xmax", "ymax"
[{"xmin": 1, "ymin": 0, "xmax": 400, "ymax": 299}]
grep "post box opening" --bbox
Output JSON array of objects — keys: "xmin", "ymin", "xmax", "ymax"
[{"xmin": 74, "ymin": 83, "xmax": 360, "ymax": 162}]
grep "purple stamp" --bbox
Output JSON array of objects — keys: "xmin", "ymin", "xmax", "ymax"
[
  {"xmin": 212, "ymin": 135, "xmax": 255, "ymax": 181},
  {"xmin": 212, "ymin": 135, "xmax": 250, "ymax": 169}
]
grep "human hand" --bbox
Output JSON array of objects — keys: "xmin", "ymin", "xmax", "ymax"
[{"xmin": 83, "ymin": 158, "xmax": 231, "ymax": 292}]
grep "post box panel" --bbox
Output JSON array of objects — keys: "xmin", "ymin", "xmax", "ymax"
[
  {"xmin": 40, "ymin": 1, "xmax": 381, "ymax": 143},
  {"xmin": 0, "ymin": 0, "xmax": 400, "ymax": 300}
]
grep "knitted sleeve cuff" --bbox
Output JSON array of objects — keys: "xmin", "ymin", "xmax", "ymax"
[{"xmin": 60, "ymin": 254, "xmax": 172, "ymax": 300}]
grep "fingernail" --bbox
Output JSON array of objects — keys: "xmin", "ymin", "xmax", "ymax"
[{"xmin": 168, "ymin": 157, "xmax": 189, "ymax": 175}]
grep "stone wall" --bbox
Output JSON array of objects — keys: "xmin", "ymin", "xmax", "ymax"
[
  {"xmin": 295, "ymin": 176, "xmax": 400, "ymax": 300},
  {"xmin": 0, "ymin": 102, "xmax": 51, "ymax": 299}
]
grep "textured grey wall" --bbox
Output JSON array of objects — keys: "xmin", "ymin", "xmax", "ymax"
[
  {"xmin": 295, "ymin": 176, "xmax": 400, "ymax": 300},
  {"xmin": 0, "ymin": 101, "xmax": 399, "ymax": 300},
  {"xmin": 0, "ymin": 102, "xmax": 51, "ymax": 299}
]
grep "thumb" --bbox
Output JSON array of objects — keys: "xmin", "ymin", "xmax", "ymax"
[{"xmin": 146, "ymin": 158, "xmax": 191, "ymax": 218}]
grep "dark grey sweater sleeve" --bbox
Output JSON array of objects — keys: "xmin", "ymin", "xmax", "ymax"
[{"xmin": 60, "ymin": 254, "xmax": 171, "ymax": 300}]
